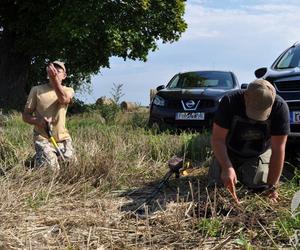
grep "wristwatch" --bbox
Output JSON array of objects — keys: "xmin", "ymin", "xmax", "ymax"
[{"xmin": 267, "ymin": 184, "xmax": 277, "ymax": 192}]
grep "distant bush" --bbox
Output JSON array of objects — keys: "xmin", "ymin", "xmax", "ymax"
[
  {"xmin": 68, "ymin": 98, "xmax": 96, "ymax": 114},
  {"xmin": 98, "ymin": 103, "xmax": 120, "ymax": 124},
  {"xmin": 0, "ymin": 137, "xmax": 18, "ymax": 174},
  {"xmin": 117, "ymin": 112, "xmax": 149, "ymax": 129},
  {"xmin": 183, "ymin": 132, "xmax": 212, "ymax": 162},
  {"xmin": 69, "ymin": 98, "xmax": 121, "ymax": 124}
]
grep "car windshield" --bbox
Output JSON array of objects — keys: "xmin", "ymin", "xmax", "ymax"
[
  {"xmin": 275, "ymin": 45, "xmax": 300, "ymax": 69},
  {"xmin": 167, "ymin": 71, "xmax": 234, "ymax": 89}
]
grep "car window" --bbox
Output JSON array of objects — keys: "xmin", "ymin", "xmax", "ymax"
[
  {"xmin": 276, "ymin": 46, "xmax": 300, "ymax": 69},
  {"xmin": 168, "ymin": 75, "xmax": 180, "ymax": 88},
  {"xmin": 168, "ymin": 71, "xmax": 234, "ymax": 89}
]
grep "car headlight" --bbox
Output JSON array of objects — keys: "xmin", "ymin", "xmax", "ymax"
[{"xmin": 153, "ymin": 95, "xmax": 165, "ymax": 107}]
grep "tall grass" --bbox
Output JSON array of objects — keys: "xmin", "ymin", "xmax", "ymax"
[
  {"xmin": 1, "ymin": 111, "xmax": 211, "ymax": 188},
  {"xmin": 0, "ymin": 110, "xmax": 299, "ymax": 249}
]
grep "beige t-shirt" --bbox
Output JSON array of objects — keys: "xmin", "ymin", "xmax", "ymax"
[{"xmin": 25, "ymin": 83, "xmax": 74, "ymax": 142}]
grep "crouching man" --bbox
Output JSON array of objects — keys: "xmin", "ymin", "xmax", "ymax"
[
  {"xmin": 23, "ymin": 61, "xmax": 75, "ymax": 169},
  {"xmin": 208, "ymin": 79, "xmax": 290, "ymax": 202}
]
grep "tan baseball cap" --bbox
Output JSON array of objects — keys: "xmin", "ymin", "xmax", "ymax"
[
  {"xmin": 52, "ymin": 60, "xmax": 66, "ymax": 72},
  {"xmin": 244, "ymin": 79, "xmax": 276, "ymax": 121}
]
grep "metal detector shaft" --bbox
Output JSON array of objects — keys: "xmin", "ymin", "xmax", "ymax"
[
  {"xmin": 46, "ymin": 122, "xmax": 66, "ymax": 161},
  {"xmin": 143, "ymin": 169, "xmax": 174, "ymax": 205},
  {"xmin": 142, "ymin": 156, "xmax": 183, "ymax": 206}
]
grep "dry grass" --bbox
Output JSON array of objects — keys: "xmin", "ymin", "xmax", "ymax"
[{"xmin": 0, "ymin": 112, "xmax": 299, "ymax": 249}]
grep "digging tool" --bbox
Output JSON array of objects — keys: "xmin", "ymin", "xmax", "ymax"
[
  {"xmin": 46, "ymin": 122, "xmax": 65, "ymax": 161},
  {"xmin": 139, "ymin": 156, "xmax": 184, "ymax": 208}
]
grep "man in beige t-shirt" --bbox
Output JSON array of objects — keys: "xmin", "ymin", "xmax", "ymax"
[{"xmin": 23, "ymin": 61, "xmax": 75, "ymax": 169}]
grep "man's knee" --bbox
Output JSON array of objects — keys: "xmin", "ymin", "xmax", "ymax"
[
  {"xmin": 60, "ymin": 138, "xmax": 76, "ymax": 161},
  {"xmin": 238, "ymin": 157, "xmax": 269, "ymax": 187},
  {"xmin": 34, "ymin": 140, "xmax": 59, "ymax": 168}
]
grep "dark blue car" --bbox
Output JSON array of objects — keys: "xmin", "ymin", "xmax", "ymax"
[
  {"xmin": 255, "ymin": 42, "xmax": 300, "ymax": 141},
  {"xmin": 149, "ymin": 70, "xmax": 240, "ymax": 130}
]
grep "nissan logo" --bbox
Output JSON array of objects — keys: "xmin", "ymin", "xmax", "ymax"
[{"xmin": 185, "ymin": 100, "xmax": 195, "ymax": 108}]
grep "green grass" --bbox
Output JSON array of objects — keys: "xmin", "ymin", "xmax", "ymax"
[
  {"xmin": 26, "ymin": 190, "xmax": 48, "ymax": 209},
  {"xmin": 198, "ymin": 218, "xmax": 222, "ymax": 237}
]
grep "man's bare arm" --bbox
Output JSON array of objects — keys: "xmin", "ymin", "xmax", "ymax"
[
  {"xmin": 211, "ymin": 123, "xmax": 232, "ymax": 171},
  {"xmin": 211, "ymin": 123, "xmax": 238, "ymax": 186},
  {"xmin": 211, "ymin": 122, "xmax": 239, "ymax": 202},
  {"xmin": 52, "ymin": 81, "xmax": 72, "ymax": 105},
  {"xmin": 268, "ymin": 135, "xmax": 288, "ymax": 186},
  {"xmin": 22, "ymin": 109, "xmax": 48, "ymax": 130},
  {"xmin": 47, "ymin": 63, "xmax": 72, "ymax": 105}
]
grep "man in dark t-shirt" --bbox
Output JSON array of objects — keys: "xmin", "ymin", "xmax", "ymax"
[{"xmin": 208, "ymin": 79, "xmax": 290, "ymax": 202}]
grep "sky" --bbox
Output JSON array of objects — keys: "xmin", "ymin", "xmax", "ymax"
[{"xmin": 76, "ymin": 0, "xmax": 300, "ymax": 106}]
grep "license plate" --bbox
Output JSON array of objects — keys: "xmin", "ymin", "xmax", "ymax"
[
  {"xmin": 290, "ymin": 111, "xmax": 300, "ymax": 124},
  {"xmin": 175, "ymin": 112, "xmax": 205, "ymax": 120}
]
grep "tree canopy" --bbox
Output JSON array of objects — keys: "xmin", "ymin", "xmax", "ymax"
[{"xmin": 0, "ymin": 0, "xmax": 187, "ymax": 110}]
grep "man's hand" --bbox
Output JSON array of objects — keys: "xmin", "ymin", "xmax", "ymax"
[
  {"xmin": 221, "ymin": 167, "xmax": 237, "ymax": 188},
  {"xmin": 221, "ymin": 167, "xmax": 240, "ymax": 204},
  {"xmin": 46, "ymin": 62, "xmax": 71, "ymax": 105},
  {"xmin": 46, "ymin": 63, "xmax": 60, "ymax": 84},
  {"xmin": 36, "ymin": 116, "xmax": 52, "ymax": 130},
  {"xmin": 265, "ymin": 189, "xmax": 279, "ymax": 203}
]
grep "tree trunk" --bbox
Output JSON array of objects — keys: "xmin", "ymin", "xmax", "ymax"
[{"xmin": 0, "ymin": 30, "xmax": 31, "ymax": 111}]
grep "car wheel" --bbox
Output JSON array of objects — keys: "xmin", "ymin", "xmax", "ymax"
[
  {"xmin": 148, "ymin": 117, "xmax": 154, "ymax": 127},
  {"xmin": 148, "ymin": 117, "xmax": 166, "ymax": 132}
]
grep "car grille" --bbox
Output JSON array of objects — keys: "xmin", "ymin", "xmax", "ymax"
[
  {"xmin": 274, "ymin": 81, "xmax": 300, "ymax": 92},
  {"xmin": 287, "ymin": 101, "xmax": 300, "ymax": 111},
  {"xmin": 290, "ymin": 124, "xmax": 300, "ymax": 133},
  {"xmin": 287, "ymin": 101, "xmax": 300, "ymax": 133},
  {"xmin": 166, "ymin": 99, "xmax": 215, "ymax": 109}
]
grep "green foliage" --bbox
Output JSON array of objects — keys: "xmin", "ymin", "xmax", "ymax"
[
  {"xmin": 110, "ymin": 83, "xmax": 124, "ymax": 104},
  {"xmin": 68, "ymin": 113, "xmax": 104, "ymax": 130},
  {"xmin": 0, "ymin": 136, "xmax": 18, "ymax": 174},
  {"xmin": 1, "ymin": 121, "xmax": 31, "ymax": 170},
  {"xmin": 68, "ymin": 98, "xmax": 121, "ymax": 124},
  {"xmin": 234, "ymin": 236, "xmax": 254, "ymax": 250},
  {"xmin": 123, "ymin": 112, "xmax": 149, "ymax": 129},
  {"xmin": 98, "ymin": 103, "xmax": 121, "ymax": 124},
  {"xmin": 275, "ymin": 214, "xmax": 300, "ymax": 237},
  {"xmin": 26, "ymin": 191, "xmax": 48, "ymax": 209},
  {"xmin": 68, "ymin": 98, "xmax": 97, "ymax": 114},
  {"xmin": 181, "ymin": 132, "xmax": 212, "ymax": 162},
  {"xmin": 1, "ymin": 0, "xmax": 187, "ymax": 107},
  {"xmin": 197, "ymin": 218, "xmax": 222, "ymax": 237}
]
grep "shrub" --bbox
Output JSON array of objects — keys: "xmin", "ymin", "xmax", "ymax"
[
  {"xmin": 0, "ymin": 137, "xmax": 18, "ymax": 174},
  {"xmin": 98, "ymin": 103, "xmax": 121, "ymax": 124},
  {"xmin": 198, "ymin": 218, "xmax": 222, "ymax": 237}
]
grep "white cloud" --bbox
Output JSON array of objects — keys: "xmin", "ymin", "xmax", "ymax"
[
  {"xmin": 79, "ymin": 1, "xmax": 300, "ymax": 105},
  {"xmin": 183, "ymin": 1, "xmax": 300, "ymax": 44}
]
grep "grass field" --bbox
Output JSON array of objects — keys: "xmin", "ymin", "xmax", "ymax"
[{"xmin": 0, "ymin": 109, "xmax": 299, "ymax": 249}]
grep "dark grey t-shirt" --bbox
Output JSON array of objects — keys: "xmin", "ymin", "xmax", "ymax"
[{"xmin": 214, "ymin": 90, "xmax": 290, "ymax": 158}]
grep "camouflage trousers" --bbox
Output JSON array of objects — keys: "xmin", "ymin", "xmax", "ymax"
[{"xmin": 34, "ymin": 138, "xmax": 75, "ymax": 169}]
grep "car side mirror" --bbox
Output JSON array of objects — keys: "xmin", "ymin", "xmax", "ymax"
[
  {"xmin": 241, "ymin": 83, "xmax": 248, "ymax": 89},
  {"xmin": 156, "ymin": 85, "xmax": 165, "ymax": 91},
  {"xmin": 254, "ymin": 67, "xmax": 267, "ymax": 78}
]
